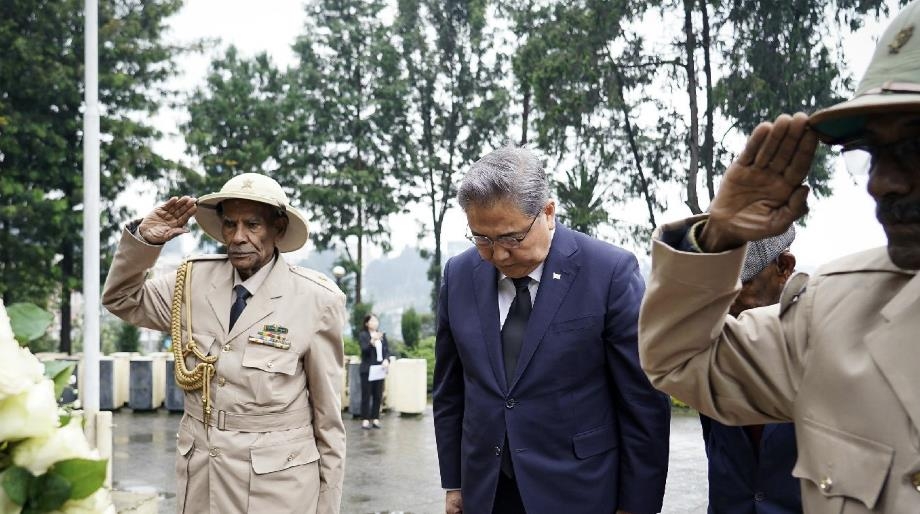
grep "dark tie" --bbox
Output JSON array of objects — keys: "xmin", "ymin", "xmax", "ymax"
[
  {"xmin": 229, "ymin": 285, "xmax": 251, "ymax": 330},
  {"xmin": 502, "ymin": 277, "xmax": 532, "ymax": 388}
]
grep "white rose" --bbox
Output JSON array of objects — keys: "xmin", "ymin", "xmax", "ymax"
[
  {"xmin": 0, "ymin": 343, "xmax": 46, "ymax": 401},
  {"xmin": 49, "ymin": 488, "xmax": 116, "ymax": 514},
  {"xmin": 12, "ymin": 416, "xmax": 95, "ymax": 475},
  {"xmin": 0, "ymin": 380, "xmax": 59, "ymax": 442},
  {"xmin": 0, "ymin": 472, "xmax": 23, "ymax": 514}
]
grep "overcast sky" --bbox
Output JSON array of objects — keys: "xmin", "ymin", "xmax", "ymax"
[{"xmin": 141, "ymin": 0, "xmax": 897, "ymax": 269}]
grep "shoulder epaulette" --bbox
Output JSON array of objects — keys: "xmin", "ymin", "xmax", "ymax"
[
  {"xmin": 779, "ymin": 272, "xmax": 810, "ymax": 317},
  {"xmin": 289, "ymin": 265, "xmax": 341, "ymax": 294}
]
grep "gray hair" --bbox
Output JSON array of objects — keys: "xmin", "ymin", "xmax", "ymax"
[{"xmin": 457, "ymin": 146, "xmax": 550, "ymax": 216}]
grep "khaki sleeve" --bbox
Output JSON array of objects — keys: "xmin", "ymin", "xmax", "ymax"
[
  {"xmin": 102, "ymin": 227, "xmax": 175, "ymax": 332},
  {"xmin": 638, "ymin": 236, "xmax": 811, "ymax": 426},
  {"xmin": 306, "ymin": 292, "xmax": 347, "ymax": 513}
]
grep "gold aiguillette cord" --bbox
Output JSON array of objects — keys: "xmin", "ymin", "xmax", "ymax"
[{"xmin": 170, "ymin": 261, "xmax": 218, "ymax": 426}]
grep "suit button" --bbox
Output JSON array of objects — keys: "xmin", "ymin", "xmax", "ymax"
[
  {"xmin": 818, "ymin": 476, "xmax": 833, "ymax": 493},
  {"xmin": 267, "ymin": 361, "xmax": 273, "ymax": 368},
  {"xmin": 494, "ymin": 446, "xmax": 502, "ymax": 456},
  {"xmin": 209, "ymin": 447, "xmax": 221, "ymax": 457},
  {"xmin": 753, "ymin": 491, "xmax": 765, "ymax": 502},
  {"xmin": 217, "ymin": 376, "xmax": 226, "ymax": 387},
  {"xmin": 222, "ymin": 344, "xmax": 231, "ymax": 352},
  {"xmin": 287, "ymin": 453, "xmax": 295, "ymax": 462},
  {"xmin": 910, "ymin": 471, "xmax": 920, "ymax": 492},
  {"xmin": 505, "ymin": 398, "xmax": 517, "ymax": 409}
]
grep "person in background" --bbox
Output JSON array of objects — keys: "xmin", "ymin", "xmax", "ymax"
[
  {"xmin": 359, "ymin": 313, "xmax": 390, "ymax": 429},
  {"xmin": 434, "ymin": 145, "xmax": 670, "ymax": 514},
  {"xmin": 699, "ymin": 226, "xmax": 803, "ymax": 514},
  {"xmin": 639, "ymin": 1, "xmax": 920, "ymax": 510}
]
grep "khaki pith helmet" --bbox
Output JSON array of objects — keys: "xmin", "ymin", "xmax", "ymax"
[
  {"xmin": 811, "ymin": 0, "xmax": 920, "ymax": 143},
  {"xmin": 195, "ymin": 173, "xmax": 309, "ymax": 253}
]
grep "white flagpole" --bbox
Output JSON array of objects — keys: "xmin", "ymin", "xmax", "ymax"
[{"xmin": 82, "ymin": 0, "xmax": 100, "ymax": 414}]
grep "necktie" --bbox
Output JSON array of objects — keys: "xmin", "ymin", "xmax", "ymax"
[
  {"xmin": 229, "ymin": 285, "xmax": 251, "ymax": 330},
  {"xmin": 502, "ymin": 277, "xmax": 532, "ymax": 388}
]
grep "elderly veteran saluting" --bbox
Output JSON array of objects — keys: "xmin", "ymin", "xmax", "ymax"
[
  {"xmin": 639, "ymin": 2, "xmax": 920, "ymax": 512},
  {"xmin": 103, "ymin": 173, "xmax": 346, "ymax": 513}
]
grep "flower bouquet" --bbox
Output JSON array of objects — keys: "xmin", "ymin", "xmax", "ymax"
[{"xmin": 0, "ymin": 301, "xmax": 114, "ymax": 514}]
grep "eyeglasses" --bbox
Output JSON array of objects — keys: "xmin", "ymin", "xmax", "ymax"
[
  {"xmin": 840, "ymin": 136, "xmax": 920, "ymax": 176},
  {"xmin": 466, "ymin": 214, "xmax": 540, "ymax": 250}
]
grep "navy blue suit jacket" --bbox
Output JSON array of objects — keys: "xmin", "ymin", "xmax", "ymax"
[
  {"xmin": 433, "ymin": 225, "xmax": 671, "ymax": 514},
  {"xmin": 700, "ymin": 416, "xmax": 801, "ymax": 514}
]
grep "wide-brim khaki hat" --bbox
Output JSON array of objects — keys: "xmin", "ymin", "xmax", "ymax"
[
  {"xmin": 810, "ymin": 0, "xmax": 920, "ymax": 143},
  {"xmin": 195, "ymin": 173, "xmax": 309, "ymax": 253}
]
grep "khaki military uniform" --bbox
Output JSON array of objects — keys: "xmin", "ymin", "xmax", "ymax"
[
  {"xmin": 639, "ymin": 217, "xmax": 920, "ymax": 513},
  {"xmin": 103, "ymin": 228, "xmax": 346, "ymax": 513}
]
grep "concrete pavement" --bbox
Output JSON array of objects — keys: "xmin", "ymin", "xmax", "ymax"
[{"xmin": 111, "ymin": 408, "xmax": 708, "ymax": 513}]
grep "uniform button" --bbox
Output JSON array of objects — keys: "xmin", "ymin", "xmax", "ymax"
[
  {"xmin": 494, "ymin": 446, "xmax": 502, "ymax": 456},
  {"xmin": 222, "ymin": 344, "xmax": 231, "ymax": 352},
  {"xmin": 267, "ymin": 361, "xmax": 273, "ymax": 368},
  {"xmin": 818, "ymin": 476, "xmax": 833, "ymax": 493},
  {"xmin": 287, "ymin": 453, "xmax": 295, "ymax": 462},
  {"xmin": 209, "ymin": 447, "xmax": 221, "ymax": 457},
  {"xmin": 910, "ymin": 471, "xmax": 920, "ymax": 492},
  {"xmin": 505, "ymin": 398, "xmax": 517, "ymax": 409},
  {"xmin": 217, "ymin": 376, "xmax": 226, "ymax": 387},
  {"xmin": 753, "ymin": 492, "xmax": 765, "ymax": 502}
]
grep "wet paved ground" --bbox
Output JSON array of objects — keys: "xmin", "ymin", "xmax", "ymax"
[{"xmin": 111, "ymin": 408, "xmax": 708, "ymax": 513}]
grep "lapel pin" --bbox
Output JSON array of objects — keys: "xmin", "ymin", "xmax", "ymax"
[{"xmin": 552, "ymin": 272, "xmax": 561, "ymax": 280}]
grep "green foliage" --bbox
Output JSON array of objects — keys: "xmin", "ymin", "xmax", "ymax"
[
  {"xmin": 292, "ymin": 0, "xmax": 408, "ymax": 307},
  {"xmin": 350, "ymin": 302, "xmax": 375, "ymax": 340},
  {"xmin": 394, "ymin": 0, "xmax": 511, "ymax": 310},
  {"xmin": 555, "ymin": 164, "xmax": 609, "ymax": 236},
  {"xmin": 1, "ymin": 458, "xmax": 107, "ymax": 512},
  {"xmin": 400, "ymin": 335, "xmax": 436, "ymax": 393},
  {"xmin": 401, "ymin": 308, "xmax": 422, "ymax": 348},
  {"xmin": 116, "ymin": 322, "xmax": 141, "ymax": 353},
  {"xmin": 6, "ymin": 303, "xmax": 53, "ymax": 346},
  {"xmin": 43, "ymin": 361, "xmax": 76, "ymax": 401},
  {"xmin": 0, "ymin": 0, "xmax": 185, "ymax": 351},
  {"xmin": 343, "ymin": 336, "xmax": 360, "ymax": 358}
]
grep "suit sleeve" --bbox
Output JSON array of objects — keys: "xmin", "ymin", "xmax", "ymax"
[
  {"xmin": 605, "ymin": 253, "xmax": 671, "ymax": 514},
  {"xmin": 101, "ymin": 226, "xmax": 175, "ymax": 332},
  {"xmin": 307, "ymin": 293, "xmax": 347, "ymax": 513},
  {"xmin": 432, "ymin": 258, "xmax": 464, "ymax": 489},
  {"xmin": 638, "ymin": 235, "xmax": 809, "ymax": 426}
]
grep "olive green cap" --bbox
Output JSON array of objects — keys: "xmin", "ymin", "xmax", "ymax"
[{"xmin": 811, "ymin": 1, "xmax": 920, "ymax": 143}]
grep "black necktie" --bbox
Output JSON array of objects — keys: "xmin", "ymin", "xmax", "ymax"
[
  {"xmin": 229, "ymin": 285, "xmax": 251, "ymax": 330},
  {"xmin": 502, "ymin": 277, "xmax": 532, "ymax": 388}
]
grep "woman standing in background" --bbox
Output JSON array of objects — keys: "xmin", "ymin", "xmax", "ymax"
[{"xmin": 359, "ymin": 313, "xmax": 390, "ymax": 429}]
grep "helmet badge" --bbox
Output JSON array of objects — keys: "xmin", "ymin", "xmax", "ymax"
[{"xmin": 889, "ymin": 24, "xmax": 914, "ymax": 54}]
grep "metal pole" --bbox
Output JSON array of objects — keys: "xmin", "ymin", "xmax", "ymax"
[{"xmin": 82, "ymin": 0, "xmax": 100, "ymax": 413}]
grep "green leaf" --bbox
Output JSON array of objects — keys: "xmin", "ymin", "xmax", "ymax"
[
  {"xmin": 43, "ymin": 361, "xmax": 76, "ymax": 400},
  {"xmin": 1, "ymin": 465, "xmax": 33, "ymax": 506},
  {"xmin": 7, "ymin": 303, "xmax": 53, "ymax": 345},
  {"xmin": 30, "ymin": 472, "xmax": 70, "ymax": 511},
  {"xmin": 49, "ymin": 458, "xmax": 107, "ymax": 500}
]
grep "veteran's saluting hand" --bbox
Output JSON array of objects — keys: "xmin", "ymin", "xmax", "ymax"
[
  {"xmin": 137, "ymin": 195, "xmax": 198, "ymax": 244},
  {"xmin": 698, "ymin": 112, "xmax": 818, "ymax": 253}
]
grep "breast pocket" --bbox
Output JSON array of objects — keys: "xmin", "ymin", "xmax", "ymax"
[
  {"xmin": 792, "ymin": 417, "xmax": 893, "ymax": 513},
  {"xmin": 242, "ymin": 343, "xmax": 299, "ymax": 375},
  {"xmin": 241, "ymin": 343, "xmax": 302, "ymax": 405}
]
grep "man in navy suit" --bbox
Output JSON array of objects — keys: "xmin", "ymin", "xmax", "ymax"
[{"xmin": 433, "ymin": 146, "xmax": 671, "ymax": 514}]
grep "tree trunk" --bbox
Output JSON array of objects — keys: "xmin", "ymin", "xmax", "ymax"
[
  {"xmin": 356, "ymin": 197, "xmax": 364, "ymax": 306},
  {"xmin": 60, "ymin": 239, "xmax": 73, "ymax": 354},
  {"xmin": 700, "ymin": 0, "xmax": 716, "ymax": 203},
  {"xmin": 613, "ymin": 67, "xmax": 657, "ymax": 230},
  {"xmin": 520, "ymin": 85, "xmax": 531, "ymax": 146},
  {"xmin": 683, "ymin": 0, "xmax": 703, "ymax": 215}
]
